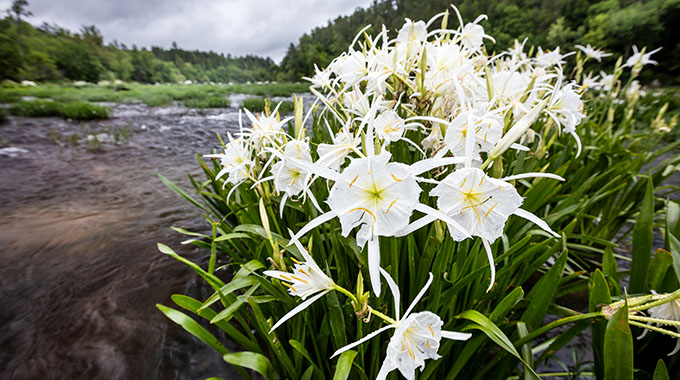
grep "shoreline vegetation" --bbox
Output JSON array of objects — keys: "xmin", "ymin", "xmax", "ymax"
[{"xmin": 0, "ymin": 82, "xmax": 308, "ymax": 120}]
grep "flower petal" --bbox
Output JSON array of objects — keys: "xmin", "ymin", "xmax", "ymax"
[
  {"xmin": 513, "ymin": 208, "xmax": 560, "ymax": 238},
  {"xmin": 482, "ymin": 238, "xmax": 496, "ymax": 292},
  {"xmin": 330, "ymin": 324, "xmax": 395, "ymax": 358},
  {"xmin": 441, "ymin": 330, "xmax": 473, "ymax": 341},
  {"xmin": 270, "ymin": 289, "xmax": 329, "ymax": 332},
  {"xmin": 501, "ymin": 172, "xmax": 565, "ymax": 182},
  {"xmin": 368, "ymin": 237, "xmax": 382, "ymax": 296},
  {"xmin": 403, "ymin": 273, "xmax": 434, "ymax": 319},
  {"xmin": 380, "ymin": 267, "xmax": 401, "ymax": 320}
]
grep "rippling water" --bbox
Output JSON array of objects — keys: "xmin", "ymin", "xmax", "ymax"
[{"xmin": 0, "ymin": 100, "xmax": 278, "ymax": 379}]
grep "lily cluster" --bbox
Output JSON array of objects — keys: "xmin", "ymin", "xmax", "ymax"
[{"xmin": 204, "ymin": 7, "xmax": 666, "ymax": 379}]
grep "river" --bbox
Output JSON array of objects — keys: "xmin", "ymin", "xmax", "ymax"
[{"xmin": 0, "ymin": 98, "xmax": 273, "ymax": 379}]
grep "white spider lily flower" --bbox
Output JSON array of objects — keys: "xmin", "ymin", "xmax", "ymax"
[
  {"xmin": 242, "ymin": 106, "xmax": 292, "ymax": 149},
  {"xmin": 397, "ymin": 18, "xmax": 428, "ymax": 45},
  {"xmin": 330, "ymin": 51, "xmax": 368, "ymax": 86},
  {"xmin": 444, "ymin": 110, "xmax": 503, "ymax": 160},
  {"xmin": 459, "ymin": 18, "xmax": 490, "ymax": 50},
  {"xmin": 598, "ymin": 71, "xmax": 616, "ymax": 92},
  {"xmin": 625, "ymin": 80, "xmax": 645, "ymax": 101},
  {"xmin": 263, "ymin": 238, "xmax": 335, "ymax": 332},
  {"xmin": 575, "ymin": 44, "xmax": 612, "ymax": 62},
  {"xmin": 623, "ymin": 45, "xmax": 662, "ymax": 68},
  {"xmin": 343, "ymin": 87, "xmax": 373, "ymax": 117},
  {"xmin": 331, "ymin": 272, "xmax": 472, "ymax": 380},
  {"xmin": 546, "ymin": 83, "xmax": 585, "ymax": 155},
  {"xmin": 204, "ymin": 134, "xmax": 253, "ymax": 186},
  {"xmin": 647, "ymin": 293, "xmax": 680, "ymax": 355},
  {"xmin": 271, "ymin": 140, "xmax": 313, "ymax": 197},
  {"xmin": 287, "ymin": 151, "xmax": 470, "ymax": 295},
  {"xmin": 507, "ymin": 38, "xmax": 528, "ymax": 61},
  {"xmin": 429, "ymin": 168, "xmax": 561, "ymax": 290},
  {"xmin": 535, "ymin": 47, "xmax": 568, "ymax": 67},
  {"xmin": 317, "ymin": 127, "xmax": 360, "ymax": 170},
  {"xmin": 304, "ymin": 64, "xmax": 333, "ymax": 89},
  {"xmin": 374, "ymin": 110, "xmax": 406, "ymax": 143},
  {"xmin": 579, "ymin": 72, "xmax": 600, "ymax": 91}
]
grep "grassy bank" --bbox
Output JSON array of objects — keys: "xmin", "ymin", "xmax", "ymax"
[{"xmin": 0, "ymin": 82, "xmax": 310, "ymax": 108}]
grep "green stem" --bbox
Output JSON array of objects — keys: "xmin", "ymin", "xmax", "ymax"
[
  {"xmin": 333, "ymin": 284, "xmax": 359, "ymax": 306},
  {"xmin": 514, "ymin": 312, "xmax": 602, "ymax": 347},
  {"xmin": 369, "ymin": 307, "xmax": 397, "ymax": 325},
  {"xmin": 629, "ymin": 315, "xmax": 680, "ymax": 328},
  {"xmin": 629, "ymin": 320, "xmax": 680, "ymax": 339},
  {"xmin": 630, "ymin": 289, "xmax": 680, "ymax": 312}
]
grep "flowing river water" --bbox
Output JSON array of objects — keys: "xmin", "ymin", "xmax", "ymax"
[{"xmin": 0, "ymin": 98, "xmax": 276, "ymax": 379}]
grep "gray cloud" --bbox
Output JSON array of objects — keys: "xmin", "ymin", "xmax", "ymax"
[{"xmin": 0, "ymin": 0, "xmax": 372, "ymax": 61}]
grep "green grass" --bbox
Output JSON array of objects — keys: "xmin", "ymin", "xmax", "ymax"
[
  {"xmin": 9, "ymin": 100, "xmax": 110, "ymax": 120},
  {"xmin": 0, "ymin": 82, "xmax": 309, "ymax": 106},
  {"xmin": 184, "ymin": 95, "xmax": 231, "ymax": 109}
]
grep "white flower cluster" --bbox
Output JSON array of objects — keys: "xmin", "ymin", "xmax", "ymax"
[{"xmin": 204, "ymin": 8, "xmax": 667, "ymax": 379}]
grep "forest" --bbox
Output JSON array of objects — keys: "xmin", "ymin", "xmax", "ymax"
[
  {"xmin": 0, "ymin": 1, "xmax": 278, "ymax": 84},
  {"xmin": 279, "ymin": 0, "xmax": 680, "ymax": 82},
  {"xmin": 1, "ymin": 0, "xmax": 679, "ymax": 84}
]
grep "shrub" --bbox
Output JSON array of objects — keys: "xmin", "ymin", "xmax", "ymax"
[
  {"xmin": 184, "ymin": 95, "xmax": 231, "ymax": 109},
  {"xmin": 9, "ymin": 100, "xmax": 110, "ymax": 120},
  {"xmin": 59, "ymin": 101, "xmax": 110, "ymax": 120}
]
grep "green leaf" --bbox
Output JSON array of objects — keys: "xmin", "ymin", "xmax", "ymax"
[
  {"xmin": 489, "ymin": 287, "xmax": 524, "ymax": 323},
  {"xmin": 602, "ymin": 247, "xmax": 621, "ymax": 295},
  {"xmin": 652, "ymin": 359, "xmax": 669, "ymax": 380},
  {"xmin": 603, "ymin": 301, "xmax": 633, "ymax": 380},
  {"xmin": 667, "ymin": 232, "xmax": 680, "ymax": 283},
  {"xmin": 301, "ymin": 366, "xmax": 315, "ymax": 380},
  {"xmin": 223, "ymin": 352, "xmax": 276, "ymax": 380},
  {"xmin": 158, "ymin": 173, "xmax": 209, "ymax": 213},
  {"xmin": 290, "ymin": 339, "xmax": 322, "ymax": 376},
  {"xmin": 630, "ymin": 177, "xmax": 654, "ymax": 293},
  {"xmin": 516, "ymin": 322, "xmax": 537, "ymax": 380},
  {"xmin": 156, "ymin": 304, "xmax": 228, "ymax": 356},
  {"xmin": 157, "ymin": 243, "xmax": 225, "ymax": 289},
  {"xmin": 648, "ymin": 249, "xmax": 673, "ymax": 290},
  {"xmin": 459, "ymin": 310, "xmax": 540, "ymax": 379},
  {"xmin": 521, "ymin": 250, "xmax": 567, "ymax": 329},
  {"xmin": 589, "ymin": 269, "xmax": 611, "ymax": 380},
  {"xmin": 332, "ymin": 350, "xmax": 358, "ymax": 380}
]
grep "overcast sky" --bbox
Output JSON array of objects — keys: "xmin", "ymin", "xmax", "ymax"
[{"xmin": 1, "ymin": 0, "xmax": 374, "ymax": 62}]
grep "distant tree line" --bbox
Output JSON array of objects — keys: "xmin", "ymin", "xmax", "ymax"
[
  {"xmin": 279, "ymin": 0, "xmax": 680, "ymax": 82},
  {"xmin": 0, "ymin": 1, "xmax": 278, "ymax": 83}
]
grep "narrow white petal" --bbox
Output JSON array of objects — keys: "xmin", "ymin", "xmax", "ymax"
[
  {"xmin": 509, "ymin": 143, "xmax": 530, "ymax": 151},
  {"xmin": 403, "ymin": 273, "xmax": 434, "ymax": 319},
  {"xmin": 394, "ymin": 215, "xmax": 437, "ymax": 237},
  {"xmin": 289, "ymin": 210, "xmax": 338, "ymax": 245},
  {"xmin": 513, "ymin": 208, "xmax": 560, "ymax": 238},
  {"xmin": 501, "ymin": 172, "xmax": 565, "ymax": 182},
  {"xmin": 668, "ymin": 338, "xmax": 680, "ymax": 356},
  {"xmin": 414, "ymin": 203, "xmax": 471, "ymax": 239},
  {"xmin": 270, "ymin": 290, "xmax": 329, "ymax": 332},
  {"xmin": 380, "ymin": 267, "xmax": 401, "ymax": 320},
  {"xmin": 330, "ymin": 324, "xmax": 394, "ymax": 358},
  {"xmin": 482, "ymin": 238, "xmax": 496, "ymax": 292},
  {"xmin": 279, "ymin": 193, "xmax": 289, "ymax": 219},
  {"xmin": 410, "ymin": 157, "xmax": 467, "ymax": 175},
  {"xmin": 441, "ymin": 331, "xmax": 473, "ymax": 341},
  {"xmin": 569, "ymin": 130, "xmax": 582, "ymax": 157},
  {"xmin": 368, "ymin": 237, "xmax": 382, "ymax": 297},
  {"xmin": 375, "ymin": 358, "xmax": 396, "ymax": 380}
]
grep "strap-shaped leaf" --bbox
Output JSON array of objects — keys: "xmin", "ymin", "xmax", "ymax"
[
  {"xmin": 223, "ymin": 352, "xmax": 276, "ymax": 380},
  {"xmin": 157, "ymin": 304, "xmax": 228, "ymax": 356},
  {"xmin": 459, "ymin": 310, "xmax": 540, "ymax": 379},
  {"xmin": 604, "ymin": 301, "xmax": 633, "ymax": 380},
  {"xmin": 332, "ymin": 350, "xmax": 358, "ymax": 380}
]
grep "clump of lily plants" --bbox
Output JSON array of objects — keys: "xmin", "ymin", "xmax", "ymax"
[{"xmin": 157, "ymin": 5, "xmax": 680, "ymax": 380}]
